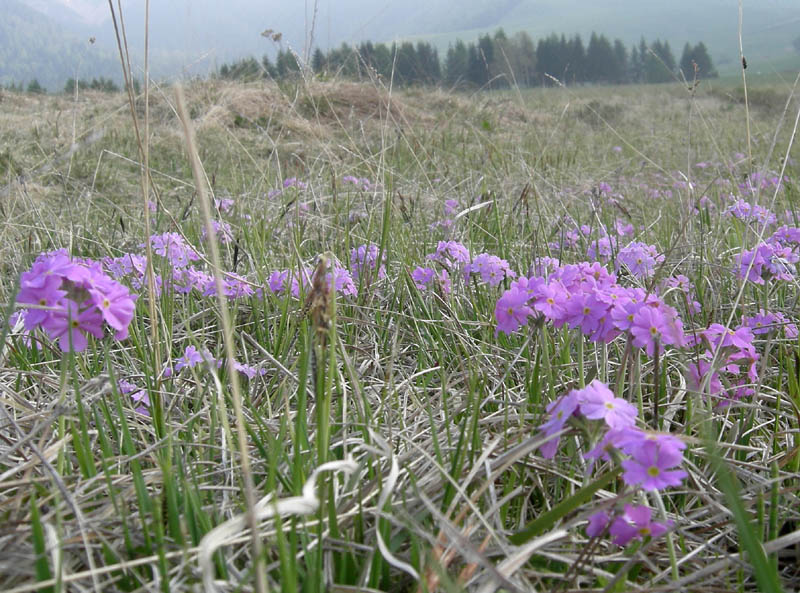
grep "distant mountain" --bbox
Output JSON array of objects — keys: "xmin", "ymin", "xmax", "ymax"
[
  {"xmin": 6, "ymin": 0, "xmax": 800, "ymax": 91},
  {"xmin": 0, "ymin": 0, "xmax": 121, "ymax": 91}
]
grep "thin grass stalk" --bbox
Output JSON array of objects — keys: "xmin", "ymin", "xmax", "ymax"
[
  {"xmin": 106, "ymin": 0, "xmax": 162, "ymax": 389},
  {"xmin": 174, "ymin": 85, "xmax": 267, "ymax": 593},
  {"xmin": 738, "ymin": 1, "xmax": 753, "ymax": 169}
]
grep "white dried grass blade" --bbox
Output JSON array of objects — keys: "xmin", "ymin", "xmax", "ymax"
[
  {"xmin": 454, "ymin": 200, "xmax": 492, "ymax": 220},
  {"xmin": 199, "ymin": 458, "xmax": 358, "ymax": 593},
  {"xmin": 370, "ymin": 429, "xmax": 420, "ymax": 580}
]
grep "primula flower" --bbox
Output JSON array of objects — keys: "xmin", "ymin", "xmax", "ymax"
[
  {"xmin": 630, "ymin": 305, "xmax": 667, "ymax": 356},
  {"xmin": 609, "ymin": 504, "xmax": 672, "ymax": 546},
  {"xmin": 743, "ymin": 309, "xmax": 798, "ymax": 338},
  {"xmin": 494, "ymin": 286, "xmax": 534, "ymax": 336},
  {"xmin": 351, "ymin": 243, "xmax": 386, "ymax": 282},
  {"xmin": 686, "ymin": 360, "xmax": 724, "ymax": 396},
  {"xmin": 202, "ymin": 220, "xmax": 234, "ymax": 244},
  {"xmin": 175, "ymin": 345, "xmax": 205, "ymax": 371},
  {"xmin": 16, "ymin": 251, "xmax": 137, "ymax": 352},
  {"xmin": 564, "ymin": 292, "xmax": 608, "ymax": 336},
  {"xmin": 467, "ymin": 253, "xmax": 515, "ymax": 287},
  {"xmin": 119, "ymin": 380, "xmax": 150, "ymax": 416},
  {"xmin": 89, "ymin": 279, "xmax": 137, "ymax": 339},
  {"xmin": 411, "ymin": 266, "xmax": 436, "ymax": 290},
  {"xmin": 703, "ymin": 323, "xmax": 754, "ymax": 352},
  {"xmin": 149, "ymin": 232, "xmax": 200, "ymax": 268},
  {"xmin": 616, "ymin": 242, "xmax": 664, "ymax": 278},
  {"xmin": 428, "ymin": 241, "xmax": 471, "ymax": 269},
  {"xmin": 621, "ymin": 439, "xmax": 688, "ymax": 491},
  {"xmin": 538, "ymin": 391, "xmax": 580, "ymax": 458},
  {"xmin": 43, "ymin": 300, "xmax": 105, "ymax": 352},
  {"xmin": 576, "ymin": 380, "xmax": 638, "ymax": 429},
  {"xmin": 586, "ymin": 235, "xmax": 617, "ymax": 261},
  {"xmin": 586, "ymin": 511, "xmax": 611, "ymax": 538},
  {"xmin": 532, "ymin": 281, "xmax": 568, "ymax": 321}
]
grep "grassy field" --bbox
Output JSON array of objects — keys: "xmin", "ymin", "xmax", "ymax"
[{"xmin": 2, "ymin": 72, "xmax": 800, "ymax": 592}]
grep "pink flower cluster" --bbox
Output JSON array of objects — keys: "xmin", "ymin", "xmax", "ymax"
[
  {"xmin": 350, "ymin": 243, "xmax": 386, "ymax": 283},
  {"xmin": 737, "ymin": 171, "xmax": 787, "ymax": 196},
  {"xmin": 412, "ymin": 241, "xmax": 515, "ymax": 294},
  {"xmin": 587, "ymin": 504, "xmax": 672, "ymax": 546},
  {"xmin": 742, "ymin": 309, "xmax": 798, "ymax": 338},
  {"xmin": 15, "ymin": 250, "xmax": 137, "ymax": 352},
  {"xmin": 201, "ymin": 220, "xmax": 234, "ymax": 244},
  {"xmin": 537, "ymin": 380, "xmax": 686, "ymax": 547},
  {"xmin": 342, "ymin": 175, "xmax": 374, "ymax": 191},
  {"xmin": 268, "ymin": 177, "xmax": 308, "ymax": 198},
  {"xmin": 268, "ymin": 263, "xmax": 357, "ymax": 299},
  {"xmin": 411, "ymin": 267, "xmax": 451, "ymax": 294},
  {"xmin": 494, "ymin": 260, "xmax": 686, "ymax": 356},
  {"xmin": 465, "ymin": 253, "xmax": 515, "ymax": 287},
  {"xmin": 725, "ymin": 198, "xmax": 776, "ymax": 226},
  {"xmin": 686, "ymin": 323, "xmax": 760, "ymax": 406},
  {"xmin": 736, "ymin": 226, "xmax": 800, "ymax": 285},
  {"xmin": 162, "ymin": 345, "xmax": 266, "ymax": 381},
  {"xmin": 427, "ymin": 240, "xmax": 471, "ymax": 270},
  {"xmin": 616, "ymin": 241, "xmax": 664, "ymax": 279},
  {"xmin": 148, "ymin": 232, "xmax": 201, "ymax": 268}
]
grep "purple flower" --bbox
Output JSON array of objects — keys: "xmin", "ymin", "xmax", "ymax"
[
  {"xmin": 175, "ymin": 345, "xmax": 205, "ymax": 371},
  {"xmin": 532, "ymin": 281, "xmax": 568, "ymax": 321},
  {"xmin": 16, "ymin": 251, "xmax": 137, "ymax": 352},
  {"xmin": 630, "ymin": 306, "xmax": 667, "ymax": 357},
  {"xmin": 233, "ymin": 361, "xmax": 265, "ymax": 379},
  {"xmin": 586, "ymin": 235, "xmax": 617, "ymax": 261},
  {"xmin": 586, "ymin": 511, "xmax": 611, "ymax": 537},
  {"xmin": 616, "ymin": 242, "xmax": 664, "ymax": 278},
  {"xmin": 327, "ymin": 265, "xmax": 358, "ymax": 297},
  {"xmin": 89, "ymin": 278, "xmax": 137, "ymax": 340},
  {"xmin": 621, "ymin": 439, "xmax": 688, "ymax": 491},
  {"xmin": 43, "ymin": 300, "xmax": 105, "ymax": 352},
  {"xmin": 609, "ymin": 504, "xmax": 672, "ymax": 546},
  {"xmin": 202, "ymin": 220, "xmax": 234, "ymax": 244},
  {"xmin": 149, "ymin": 233, "xmax": 200, "ymax": 268},
  {"xmin": 214, "ymin": 197, "xmax": 235, "ymax": 213},
  {"xmin": 350, "ymin": 243, "xmax": 386, "ymax": 282},
  {"xmin": 576, "ymin": 380, "xmax": 638, "ymax": 429},
  {"xmin": 538, "ymin": 391, "xmax": 580, "ymax": 458},
  {"xmin": 563, "ymin": 292, "xmax": 607, "ymax": 337},
  {"xmin": 443, "ymin": 199, "xmax": 459, "ymax": 215},
  {"xmin": 282, "ymin": 177, "xmax": 307, "ymax": 190},
  {"xmin": 427, "ymin": 241, "xmax": 471, "ymax": 269},
  {"xmin": 467, "ymin": 253, "xmax": 515, "ymax": 287},
  {"xmin": 494, "ymin": 286, "xmax": 534, "ymax": 336},
  {"xmin": 119, "ymin": 379, "xmax": 150, "ymax": 415},
  {"xmin": 743, "ymin": 309, "xmax": 798, "ymax": 338},
  {"xmin": 411, "ymin": 266, "xmax": 436, "ymax": 290}
]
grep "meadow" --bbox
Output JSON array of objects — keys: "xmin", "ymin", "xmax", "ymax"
[{"xmin": 1, "ymin": 69, "xmax": 800, "ymax": 592}]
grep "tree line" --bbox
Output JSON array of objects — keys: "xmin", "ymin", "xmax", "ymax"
[
  {"xmin": 219, "ymin": 29, "xmax": 717, "ymax": 88},
  {"xmin": 3, "ymin": 28, "xmax": 718, "ymax": 95}
]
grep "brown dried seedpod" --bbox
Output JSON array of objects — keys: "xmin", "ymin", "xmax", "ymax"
[{"xmin": 302, "ymin": 254, "xmax": 333, "ymax": 346}]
